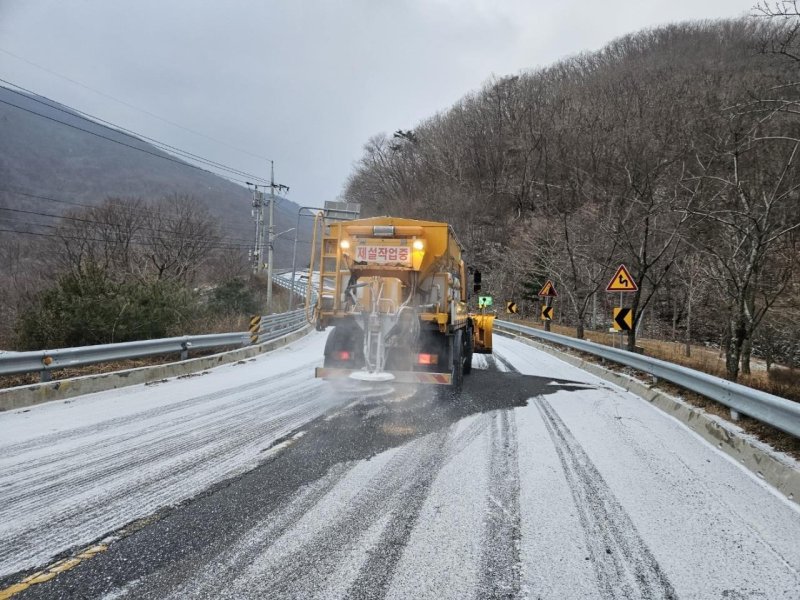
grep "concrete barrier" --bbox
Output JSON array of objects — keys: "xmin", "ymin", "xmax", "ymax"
[
  {"xmin": 0, "ymin": 326, "xmax": 313, "ymax": 411},
  {"xmin": 495, "ymin": 328, "xmax": 800, "ymax": 506}
]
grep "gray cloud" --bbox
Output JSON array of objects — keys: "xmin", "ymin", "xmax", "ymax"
[{"xmin": 0, "ymin": 0, "xmax": 753, "ymax": 207}]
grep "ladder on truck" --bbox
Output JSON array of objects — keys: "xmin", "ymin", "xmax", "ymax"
[{"xmin": 307, "ymin": 215, "xmax": 346, "ymax": 324}]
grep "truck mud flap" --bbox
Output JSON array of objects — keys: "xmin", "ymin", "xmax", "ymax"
[{"xmin": 315, "ymin": 368, "xmax": 452, "ymax": 385}]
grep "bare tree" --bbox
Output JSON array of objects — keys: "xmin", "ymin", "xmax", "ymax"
[
  {"xmin": 684, "ymin": 122, "xmax": 800, "ymax": 380},
  {"xmin": 142, "ymin": 193, "xmax": 221, "ymax": 284},
  {"xmin": 49, "ymin": 197, "xmax": 148, "ymax": 282},
  {"xmin": 342, "ymin": 19, "xmax": 800, "ymax": 372}
]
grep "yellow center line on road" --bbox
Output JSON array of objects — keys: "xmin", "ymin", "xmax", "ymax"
[
  {"xmin": 0, "ymin": 544, "xmax": 108, "ymax": 599},
  {"xmin": 0, "ymin": 411, "xmax": 310, "ymax": 599}
]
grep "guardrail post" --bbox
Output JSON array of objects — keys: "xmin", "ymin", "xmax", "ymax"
[
  {"xmin": 180, "ymin": 341, "xmax": 192, "ymax": 361},
  {"xmin": 730, "ymin": 409, "xmax": 740, "ymax": 421},
  {"xmin": 39, "ymin": 355, "xmax": 53, "ymax": 383}
]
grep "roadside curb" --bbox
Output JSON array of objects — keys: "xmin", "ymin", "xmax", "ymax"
[
  {"xmin": 495, "ymin": 328, "xmax": 800, "ymax": 506},
  {"xmin": 0, "ymin": 326, "xmax": 314, "ymax": 411}
]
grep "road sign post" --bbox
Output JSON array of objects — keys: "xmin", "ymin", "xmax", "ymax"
[
  {"xmin": 606, "ymin": 265, "xmax": 638, "ymax": 349},
  {"xmin": 537, "ymin": 280, "xmax": 558, "ymax": 332}
]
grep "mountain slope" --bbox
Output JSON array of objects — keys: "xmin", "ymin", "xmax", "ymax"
[{"xmin": 0, "ymin": 85, "xmax": 308, "ymax": 267}]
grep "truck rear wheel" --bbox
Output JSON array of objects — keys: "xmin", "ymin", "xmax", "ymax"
[{"xmin": 323, "ymin": 321, "xmax": 364, "ymax": 368}]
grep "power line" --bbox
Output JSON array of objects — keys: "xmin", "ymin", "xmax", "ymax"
[
  {"xmin": 0, "ymin": 225, "xmax": 259, "ymax": 251},
  {"xmin": 0, "ymin": 80, "xmax": 272, "ymax": 185},
  {"xmin": 0, "ymin": 214, "xmax": 254, "ymax": 249},
  {"xmin": 0, "ymin": 194, "xmax": 310, "ymax": 248},
  {"xmin": 1, "ymin": 225, "xmax": 308, "ymax": 251},
  {"xmin": 0, "ymin": 188, "xmax": 256, "ymax": 242},
  {"xmin": 1, "ymin": 185, "xmax": 293, "ymax": 232},
  {"xmin": 1, "ymin": 187, "xmax": 299, "ymax": 244},
  {"xmin": 0, "ymin": 97, "xmax": 263, "ymax": 186},
  {"xmin": 0, "ymin": 206, "xmax": 256, "ymax": 245},
  {"xmin": 0, "ymin": 47, "xmax": 273, "ymax": 164}
]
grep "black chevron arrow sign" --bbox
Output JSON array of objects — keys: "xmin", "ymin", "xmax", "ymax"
[{"xmin": 613, "ymin": 307, "xmax": 633, "ymax": 331}]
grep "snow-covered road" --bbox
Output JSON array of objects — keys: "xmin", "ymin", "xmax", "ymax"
[
  {"xmin": 4, "ymin": 331, "xmax": 800, "ymax": 599},
  {"xmin": 0, "ymin": 332, "xmax": 345, "ymax": 578}
]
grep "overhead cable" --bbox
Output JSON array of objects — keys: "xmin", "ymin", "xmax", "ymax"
[
  {"xmin": 0, "ymin": 97, "xmax": 264, "ymax": 186},
  {"xmin": 0, "ymin": 80, "xmax": 271, "ymax": 185},
  {"xmin": 0, "ymin": 47, "xmax": 273, "ymax": 163}
]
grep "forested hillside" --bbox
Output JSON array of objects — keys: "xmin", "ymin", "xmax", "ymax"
[
  {"xmin": 0, "ymin": 87, "xmax": 309, "ymax": 349},
  {"xmin": 0, "ymin": 85, "xmax": 302, "ymax": 267},
  {"xmin": 343, "ymin": 19, "xmax": 800, "ymax": 381}
]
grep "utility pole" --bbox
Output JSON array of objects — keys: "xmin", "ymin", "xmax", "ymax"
[
  {"xmin": 266, "ymin": 161, "xmax": 289, "ymax": 312},
  {"xmin": 247, "ymin": 183, "xmax": 265, "ymax": 275}
]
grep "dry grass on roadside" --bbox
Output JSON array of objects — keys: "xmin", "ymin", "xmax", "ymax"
[{"xmin": 519, "ymin": 319, "xmax": 800, "ymax": 402}]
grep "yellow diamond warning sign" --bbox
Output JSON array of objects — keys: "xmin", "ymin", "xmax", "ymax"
[{"xmin": 606, "ymin": 265, "xmax": 638, "ymax": 292}]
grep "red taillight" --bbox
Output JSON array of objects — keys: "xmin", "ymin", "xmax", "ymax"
[
  {"xmin": 335, "ymin": 350, "xmax": 351, "ymax": 361},
  {"xmin": 417, "ymin": 353, "xmax": 438, "ymax": 365}
]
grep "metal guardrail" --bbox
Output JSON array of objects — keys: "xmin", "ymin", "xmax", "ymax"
[
  {"xmin": 272, "ymin": 272, "xmax": 319, "ymax": 305},
  {"xmin": 0, "ymin": 309, "xmax": 308, "ymax": 382},
  {"xmin": 495, "ymin": 320, "xmax": 800, "ymax": 439}
]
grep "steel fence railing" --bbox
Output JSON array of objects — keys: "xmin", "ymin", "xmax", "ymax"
[
  {"xmin": 272, "ymin": 272, "xmax": 319, "ymax": 304},
  {"xmin": 0, "ymin": 309, "xmax": 308, "ymax": 382},
  {"xmin": 494, "ymin": 319, "xmax": 800, "ymax": 439}
]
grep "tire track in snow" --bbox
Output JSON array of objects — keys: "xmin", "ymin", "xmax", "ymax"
[
  {"xmin": 342, "ymin": 419, "xmax": 488, "ymax": 600},
  {"xmin": 595, "ymin": 395, "xmax": 800, "ymax": 588},
  {"xmin": 153, "ymin": 462, "xmax": 358, "ymax": 600},
  {"xmin": 13, "ymin": 393, "xmax": 321, "ymax": 535},
  {"xmin": 477, "ymin": 408, "xmax": 522, "ymax": 600},
  {"xmin": 220, "ymin": 416, "xmax": 490, "ymax": 599},
  {"xmin": 0, "ymin": 362, "xmax": 313, "ymax": 461},
  {"xmin": 1, "ymin": 396, "xmax": 325, "ymax": 575},
  {"xmin": 1, "ymin": 381, "xmax": 320, "ymax": 524},
  {"xmin": 0, "ymin": 361, "xmax": 343, "ymax": 577},
  {"xmin": 474, "ymin": 349, "xmax": 523, "ymax": 599},
  {"xmin": 1, "ymin": 380, "xmax": 318, "ymax": 505},
  {"xmin": 536, "ymin": 397, "xmax": 678, "ymax": 600}
]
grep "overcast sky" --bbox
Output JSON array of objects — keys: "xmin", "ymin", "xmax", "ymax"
[{"xmin": 0, "ymin": 0, "xmax": 755, "ymax": 207}]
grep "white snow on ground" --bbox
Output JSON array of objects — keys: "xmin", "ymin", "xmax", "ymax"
[
  {"xmin": 493, "ymin": 334, "xmax": 800, "ymax": 598},
  {"xmin": 383, "ymin": 413, "xmax": 488, "ymax": 600},
  {"xmin": 493, "ymin": 335, "xmax": 601, "ymax": 384},
  {"xmin": 515, "ymin": 397, "xmax": 600, "ymax": 599},
  {"xmin": 0, "ymin": 331, "xmax": 346, "ymax": 578},
  {"xmin": 4, "ymin": 331, "xmax": 800, "ymax": 598},
  {"xmin": 107, "ymin": 335, "xmax": 800, "ymax": 599},
  {"xmin": 470, "ymin": 353, "xmax": 489, "ymax": 370}
]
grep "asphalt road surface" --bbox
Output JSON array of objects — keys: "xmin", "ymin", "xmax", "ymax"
[{"xmin": 2, "ymin": 332, "xmax": 799, "ymax": 599}]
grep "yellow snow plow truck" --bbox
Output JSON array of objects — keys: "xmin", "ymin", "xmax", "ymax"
[{"xmin": 307, "ymin": 215, "xmax": 493, "ymax": 387}]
